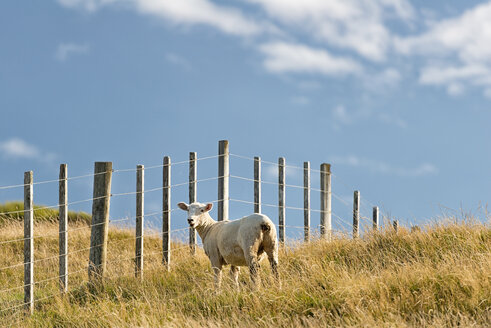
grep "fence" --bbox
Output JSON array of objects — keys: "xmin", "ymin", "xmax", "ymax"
[{"xmin": 0, "ymin": 139, "xmax": 395, "ymax": 318}]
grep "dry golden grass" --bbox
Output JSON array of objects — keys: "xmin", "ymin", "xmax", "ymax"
[{"xmin": 0, "ymin": 220, "xmax": 490, "ymax": 327}]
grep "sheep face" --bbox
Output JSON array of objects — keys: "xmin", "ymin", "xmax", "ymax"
[{"xmin": 177, "ymin": 202, "xmax": 213, "ymax": 228}]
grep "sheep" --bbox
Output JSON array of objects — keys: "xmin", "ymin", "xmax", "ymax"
[{"xmin": 177, "ymin": 201, "xmax": 280, "ymax": 289}]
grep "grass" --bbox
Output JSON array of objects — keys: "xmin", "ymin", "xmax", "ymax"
[
  {"xmin": 0, "ymin": 212, "xmax": 489, "ymax": 327},
  {"xmin": 0, "ymin": 201, "xmax": 91, "ymax": 226}
]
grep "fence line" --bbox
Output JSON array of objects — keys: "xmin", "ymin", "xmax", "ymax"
[
  {"xmin": 228, "ymin": 198, "xmax": 352, "ymax": 228},
  {"xmin": 1, "ymin": 139, "xmax": 396, "ymax": 318},
  {"xmin": 0, "ymin": 227, "xmax": 200, "ymax": 302},
  {"xmin": 0, "ymin": 154, "xmax": 222, "ymax": 192},
  {"xmin": 0, "ymin": 178, "xmax": 222, "ymax": 219},
  {"xmin": 0, "ymin": 226, "xmax": 195, "ymax": 278},
  {"xmin": 230, "ymin": 153, "xmax": 326, "ymax": 174}
]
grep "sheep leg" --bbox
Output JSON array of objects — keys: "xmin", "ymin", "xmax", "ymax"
[
  {"xmin": 246, "ymin": 255, "xmax": 260, "ymax": 289},
  {"xmin": 229, "ymin": 265, "xmax": 240, "ymax": 289},
  {"xmin": 268, "ymin": 254, "xmax": 281, "ymax": 288},
  {"xmin": 266, "ymin": 247, "xmax": 281, "ymax": 289},
  {"xmin": 211, "ymin": 263, "xmax": 223, "ymax": 290}
]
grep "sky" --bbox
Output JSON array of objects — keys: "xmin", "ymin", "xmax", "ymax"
[{"xmin": 1, "ymin": 0, "xmax": 490, "ymax": 237}]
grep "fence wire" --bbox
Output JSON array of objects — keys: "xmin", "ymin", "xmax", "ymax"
[{"xmin": 1, "ymin": 150, "xmax": 391, "ymax": 318}]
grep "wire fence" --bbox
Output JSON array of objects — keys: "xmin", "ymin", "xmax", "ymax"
[{"xmin": 0, "ymin": 141, "xmax": 396, "ymax": 319}]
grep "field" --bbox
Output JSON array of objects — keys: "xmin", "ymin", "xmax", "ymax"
[{"xmin": 0, "ymin": 209, "xmax": 490, "ymax": 327}]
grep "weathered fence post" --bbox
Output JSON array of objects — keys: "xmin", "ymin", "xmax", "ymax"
[
  {"xmin": 163, "ymin": 156, "xmax": 171, "ymax": 271},
  {"xmin": 393, "ymin": 220, "xmax": 399, "ymax": 232},
  {"xmin": 24, "ymin": 171, "xmax": 34, "ymax": 314},
  {"xmin": 189, "ymin": 152, "xmax": 197, "ymax": 255},
  {"xmin": 135, "ymin": 164, "xmax": 144, "ymax": 279},
  {"xmin": 304, "ymin": 161, "xmax": 310, "ymax": 242},
  {"xmin": 353, "ymin": 190, "xmax": 360, "ymax": 239},
  {"xmin": 88, "ymin": 162, "xmax": 112, "ymax": 281},
  {"xmin": 320, "ymin": 163, "xmax": 331, "ymax": 241},
  {"xmin": 218, "ymin": 140, "xmax": 229, "ymax": 221},
  {"xmin": 59, "ymin": 164, "xmax": 68, "ymax": 292},
  {"xmin": 373, "ymin": 206, "xmax": 379, "ymax": 230},
  {"xmin": 254, "ymin": 156, "xmax": 261, "ymax": 213},
  {"xmin": 278, "ymin": 157, "xmax": 285, "ymax": 243}
]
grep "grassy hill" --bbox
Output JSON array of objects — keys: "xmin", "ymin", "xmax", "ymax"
[
  {"xmin": 0, "ymin": 212, "xmax": 489, "ymax": 327},
  {"xmin": 0, "ymin": 201, "xmax": 91, "ymax": 226}
]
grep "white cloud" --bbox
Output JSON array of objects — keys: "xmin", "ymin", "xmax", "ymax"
[
  {"xmin": 395, "ymin": 2, "xmax": 491, "ymax": 62},
  {"xmin": 418, "ymin": 64, "xmax": 490, "ymax": 85},
  {"xmin": 447, "ymin": 83, "xmax": 465, "ymax": 96},
  {"xmin": 55, "ymin": 43, "xmax": 90, "ymax": 61},
  {"xmin": 58, "ymin": 0, "xmax": 266, "ymax": 37},
  {"xmin": 135, "ymin": 0, "xmax": 266, "ymax": 36},
  {"xmin": 0, "ymin": 138, "xmax": 56, "ymax": 163},
  {"xmin": 259, "ymin": 42, "xmax": 362, "ymax": 76},
  {"xmin": 165, "ymin": 53, "xmax": 191, "ymax": 71},
  {"xmin": 57, "ymin": 0, "xmax": 491, "ymax": 99},
  {"xmin": 331, "ymin": 155, "xmax": 438, "ymax": 177},
  {"xmin": 395, "ymin": 1, "xmax": 491, "ymax": 96},
  {"xmin": 247, "ymin": 0, "xmax": 414, "ymax": 61}
]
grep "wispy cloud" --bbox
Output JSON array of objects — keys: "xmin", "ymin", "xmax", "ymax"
[
  {"xmin": 331, "ymin": 155, "xmax": 438, "ymax": 177},
  {"xmin": 259, "ymin": 42, "xmax": 362, "ymax": 76},
  {"xmin": 58, "ymin": 0, "xmax": 268, "ymax": 37},
  {"xmin": 0, "ymin": 138, "xmax": 56, "ymax": 163},
  {"xmin": 290, "ymin": 96, "xmax": 310, "ymax": 106},
  {"xmin": 331, "ymin": 105, "xmax": 407, "ymax": 129},
  {"xmin": 55, "ymin": 43, "xmax": 90, "ymax": 61},
  {"xmin": 56, "ymin": 0, "xmax": 491, "ymax": 99},
  {"xmin": 332, "ymin": 105, "xmax": 353, "ymax": 125},
  {"xmin": 135, "ymin": 0, "xmax": 268, "ymax": 37},
  {"xmin": 165, "ymin": 53, "xmax": 192, "ymax": 71},
  {"xmin": 56, "ymin": 0, "xmax": 118, "ymax": 12},
  {"xmin": 248, "ymin": 0, "xmax": 414, "ymax": 61},
  {"xmin": 395, "ymin": 2, "xmax": 491, "ymax": 97}
]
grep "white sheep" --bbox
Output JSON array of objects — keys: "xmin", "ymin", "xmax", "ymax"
[{"xmin": 177, "ymin": 202, "xmax": 280, "ymax": 289}]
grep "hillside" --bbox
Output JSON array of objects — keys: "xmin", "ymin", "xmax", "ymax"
[
  {"xmin": 0, "ymin": 218, "xmax": 490, "ymax": 327},
  {"xmin": 0, "ymin": 201, "xmax": 91, "ymax": 226}
]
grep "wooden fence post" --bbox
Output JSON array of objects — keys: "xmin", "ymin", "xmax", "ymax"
[
  {"xmin": 278, "ymin": 157, "xmax": 285, "ymax": 243},
  {"xmin": 24, "ymin": 171, "xmax": 34, "ymax": 314},
  {"xmin": 135, "ymin": 164, "xmax": 144, "ymax": 279},
  {"xmin": 320, "ymin": 163, "xmax": 331, "ymax": 241},
  {"xmin": 218, "ymin": 140, "xmax": 229, "ymax": 221},
  {"xmin": 254, "ymin": 156, "xmax": 261, "ymax": 213},
  {"xmin": 373, "ymin": 206, "xmax": 379, "ymax": 230},
  {"xmin": 59, "ymin": 164, "xmax": 68, "ymax": 292},
  {"xmin": 304, "ymin": 161, "xmax": 310, "ymax": 242},
  {"xmin": 189, "ymin": 152, "xmax": 197, "ymax": 255},
  {"xmin": 353, "ymin": 190, "xmax": 360, "ymax": 239},
  {"xmin": 393, "ymin": 220, "xmax": 399, "ymax": 232},
  {"xmin": 163, "ymin": 156, "xmax": 171, "ymax": 271},
  {"xmin": 88, "ymin": 162, "xmax": 112, "ymax": 282}
]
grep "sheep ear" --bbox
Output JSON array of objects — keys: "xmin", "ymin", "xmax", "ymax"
[
  {"xmin": 204, "ymin": 203, "xmax": 213, "ymax": 212},
  {"xmin": 177, "ymin": 202, "xmax": 189, "ymax": 211}
]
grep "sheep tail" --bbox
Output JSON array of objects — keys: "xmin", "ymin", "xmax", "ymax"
[{"xmin": 260, "ymin": 223, "xmax": 271, "ymax": 232}]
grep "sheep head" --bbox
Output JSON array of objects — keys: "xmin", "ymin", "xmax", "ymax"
[{"xmin": 177, "ymin": 202, "xmax": 213, "ymax": 228}]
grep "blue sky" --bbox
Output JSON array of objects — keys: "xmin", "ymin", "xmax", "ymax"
[{"xmin": 1, "ymin": 0, "xmax": 490, "ymax": 235}]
